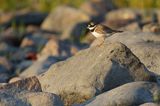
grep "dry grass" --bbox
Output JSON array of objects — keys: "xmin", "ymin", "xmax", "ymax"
[{"xmin": 113, "ymin": 0, "xmax": 160, "ymax": 9}]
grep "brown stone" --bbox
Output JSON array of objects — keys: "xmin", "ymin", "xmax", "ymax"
[{"xmin": 0, "ymin": 76, "xmax": 42, "ymax": 92}]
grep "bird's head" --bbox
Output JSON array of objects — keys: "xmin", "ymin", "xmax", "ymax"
[{"xmin": 87, "ymin": 22, "xmax": 96, "ymax": 30}]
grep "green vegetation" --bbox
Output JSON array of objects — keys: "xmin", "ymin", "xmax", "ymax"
[
  {"xmin": 114, "ymin": 0, "xmax": 160, "ymax": 9},
  {"xmin": 0, "ymin": 0, "xmax": 85, "ymax": 12},
  {"xmin": 1, "ymin": 0, "xmax": 160, "ymax": 12}
]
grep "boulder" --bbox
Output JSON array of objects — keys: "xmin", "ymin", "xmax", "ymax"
[
  {"xmin": 0, "ymin": 88, "xmax": 63, "ymax": 106},
  {"xmin": 105, "ymin": 31, "xmax": 160, "ymax": 74},
  {"xmin": 0, "ymin": 73, "xmax": 10, "ymax": 83},
  {"xmin": 0, "ymin": 42, "xmax": 17, "ymax": 56},
  {"xmin": 0, "ymin": 56, "xmax": 13, "ymax": 83},
  {"xmin": 20, "ymin": 56, "xmax": 58, "ymax": 78},
  {"xmin": 38, "ymin": 42, "xmax": 157, "ymax": 105},
  {"xmin": 38, "ymin": 38, "xmax": 59, "ymax": 57},
  {"xmin": 1, "ymin": 12, "xmax": 47, "ymax": 29},
  {"xmin": 78, "ymin": 81, "xmax": 160, "ymax": 106},
  {"xmin": 38, "ymin": 38, "xmax": 84, "ymax": 58},
  {"xmin": 41, "ymin": 6, "xmax": 90, "ymax": 40},
  {"xmin": 9, "ymin": 77, "xmax": 22, "ymax": 83},
  {"xmin": 0, "ymin": 12, "xmax": 14, "ymax": 24},
  {"xmin": 0, "ymin": 56, "xmax": 12, "ymax": 71},
  {"xmin": 20, "ymin": 37, "xmax": 35, "ymax": 48},
  {"xmin": 105, "ymin": 8, "xmax": 139, "ymax": 28},
  {"xmin": 0, "ymin": 76, "xmax": 41, "ymax": 92},
  {"xmin": 140, "ymin": 103, "xmax": 159, "ymax": 106},
  {"xmin": 142, "ymin": 23, "xmax": 160, "ymax": 34},
  {"xmin": 80, "ymin": 0, "xmax": 115, "ymax": 20},
  {"xmin": 0, "ymin": 76, "xmax": 63, "ymax": 106},
  {"xmin": 15, "ymin": 60, "xmax": 33, "ymax": 74},
  {"xmin": 122, "ymin": 22, "xmax": 141, "ymax": 32}
]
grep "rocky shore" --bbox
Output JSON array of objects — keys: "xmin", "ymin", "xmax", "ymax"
[{"xmin": 1, "ymin": 0, "xmax": 160, "ymax": 106}]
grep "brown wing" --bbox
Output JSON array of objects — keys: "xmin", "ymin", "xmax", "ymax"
[{"xmin": 95, "ymin": 25, "xmax": 122, "ymax": 34}]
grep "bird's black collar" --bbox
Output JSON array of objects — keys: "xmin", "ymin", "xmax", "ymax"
[{"xmin": 90, "ymin": 28, "xmax": 95, "ymax": 32}]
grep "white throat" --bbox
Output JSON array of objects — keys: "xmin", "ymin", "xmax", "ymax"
[{"xmin": 88, "ymin": 25, "xmax": 96, "ymax": 30}]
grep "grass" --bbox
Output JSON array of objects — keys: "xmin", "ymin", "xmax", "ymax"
[
  {"xmin": 113, "ymin": 0, "xmax": 160, "ymax": 9},
  {"xmin": 1, "ymin": 0, "xmax": 160, "ymax": 12},
  {"xmin": 0, "ymin": 0, "xmax": 86, "ymax": 12}
]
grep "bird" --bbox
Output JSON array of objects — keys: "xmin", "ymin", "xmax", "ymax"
[{"xmin": 87, "ymin": 22, "xmax": 123, "ymax": 38}]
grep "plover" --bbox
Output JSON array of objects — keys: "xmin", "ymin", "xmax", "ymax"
[{"xmin": 87, "ymin": 22, "xmax": 123, "ymax": 38}]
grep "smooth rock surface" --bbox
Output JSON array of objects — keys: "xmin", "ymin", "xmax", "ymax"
[
  {"xmin": 0, "ymin": 88, "xmax": 63, "ymax": 106},
  {"xmin": 41, "ymin": 6, "xmax": 90, "ymax": 40},
  {"xmin": 20, "ymin": 56, "xmax": 58, "ymax": 78},
  {"xmin": 38, "ymin": 42, "xmax": 157, "ymax": 105},
  {"xmin": 140, "ymin": 103, "xmax": 159, "ymax": 106},
  {"xmin": 105, "ymin": 31, "xmax": 160, "ymax": 74},
  {"xmin": 105, "ymin": 8, "xmax": 139, "ymax": 28},
  {"xmin": 0, "ymin": 76, "xmax": 41, "ymax": 92},
  {"xmin": 142, "ymin": 23, "xmax": 160, "ymax": 34},
  {"xmin": 78, "ymin": 81, "xmax": 160, "ymax": 106}
]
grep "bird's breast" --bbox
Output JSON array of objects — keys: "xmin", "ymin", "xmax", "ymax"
[{"xmin": 92, "ymin": 31, "xmax": 105, "ymax": 38}]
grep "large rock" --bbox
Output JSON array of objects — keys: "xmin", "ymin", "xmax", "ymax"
[
  {"xmin": 0, "ymin": 88, "xmax": 63, "ymax": 106},
  {"xmin": 80, "ymin": 0, "xmax": 115, "ymax": 21},
  {"xmin": 38, "ymin": 38, "xmax": 80, "ymax": 58},
  {"xmin": 38, "ymin": 42, "xmax": 157, "ymax": 105},
  {"xmin": 20, "ymin": 56, "xmax": 59, "ymax": 78},
  {"xmin": 41, "ymin": 6, "xmax": 90, "ymax": 40},
  {"xmin": 0, "ymin": 76, "xmax": 63, "ymax": 106},
  {"xmin": 78, "ymin": 81, "xmax": 160, "ymax": 106},
  {"xmin": 105, "ymin": 31, "xmax": 160, "ymax": 74},
  {"xmin": 142, "ymin": 23, "xmax": 160, "ymax": 34},
  {"xmin": 0, "ymin": 56, "xmax": 13, "ymax": 83},
  {"xmin": 105, "ymin": 8, "xmax": 139, "ymax": 28},
  {"xmin": 140, "ymin": 103, "xmax": 159, "ymax": 106},
  {"xmin": 0, "ymin": 76, "xmax": 41, "ymax": 92},
  {"xmin": 1, "ymin": 12, "xmax": 47, "ymax": 29},
  {"xmin": 122, "ymin": 22, "xmax": 141, "ymax": 32}
]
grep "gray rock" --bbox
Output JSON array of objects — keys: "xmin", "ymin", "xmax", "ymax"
[
  {"xmin": 0, "ymin": 88, "xmax": 63, "ymax": 106},
  {"xmin": 80, "ymin": 0, "xmax": 115, "ymax": 17},
  {"xmin": 106, "ymin": 8, "xmax": 138, "ymax": 20},
  {"xmin": 17, "ymin": 92, "xmax": 64, "ymax": 106},
  {"xmin": 38, "ymin": 42, "xmax": 156, "ymax": 105},
  {"xmin": 77, "ymin": 81, "xmax": 160, "ymax": 106},
  {"xmin": 0, "ymin": 76, "xmax": 42, "ymax": 92},
  {"xmin": 38, "ymin": 38, "xmax": 80, "ymax": 58},
  {"xmin": 105, "ymin": 8, "xmax": 139, "ymax": 28},
  {"xmin": 140, "ymin": 103, "xmax": 159, "ymax": 106},
  {"xmin": 123, "ymin": 22, "xmax": 141, "ymax": 32},
  {"xmin": 105, "ymin": 31, "xmax": 160, "ymax": 74},
  {"xmin": 0, "ymin": 56, "xmax": 13, "ymax": 83},
  {"xmin": 20, "ymin": 56, "xmax": 58, "ymax": 78},
  {"xmin": 15, "ymin": 60, "xmax": 33, "ymax": 74},
  {"xmin": 0, "ymin": 76, "xmax": 63, "ymax": 106},
  {"xmin": 1, "ymin": 12, "xmax": 47, "ymax": 29},
  {"xmin": 142, "ymin": 23, "xmax": 160, "ymax": 34},
  {"xmin": 41, "ymin": 6, "xmax": 90, "ymax": 40}
]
